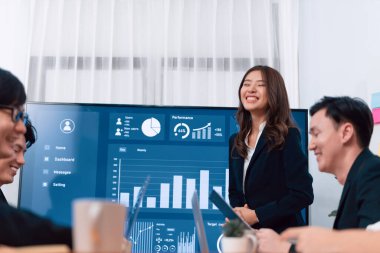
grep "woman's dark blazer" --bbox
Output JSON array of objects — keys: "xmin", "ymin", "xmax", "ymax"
[{"xmin": 228, "ymin": 127, "xmax": 314, "ymax": 233}]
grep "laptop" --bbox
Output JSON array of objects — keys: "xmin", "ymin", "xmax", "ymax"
[
  {"xmin": 125, "ymin": 175, "xmax": 150, "ymax": 239},
  {"xmin": 191, "ymin": 190, "xmax": 210, "ymax": 253},
  {"xmin": 208, "ymin": 189, "xmax": 255, "ymax": 232}
]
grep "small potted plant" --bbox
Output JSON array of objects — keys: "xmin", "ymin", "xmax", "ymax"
[
  {"xmin": 222, "ymin": 219, "xmax": 246, "ymax": 237},
  {"xmin": 221, "ymin": 219, "xmax": 257, "ymax": 253}
]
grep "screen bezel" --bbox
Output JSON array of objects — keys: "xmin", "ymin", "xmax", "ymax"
[{"xmin": 20, "ymin": 102, "xmax": 309, "ymax": 225}]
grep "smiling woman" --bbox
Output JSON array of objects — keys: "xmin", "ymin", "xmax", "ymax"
[
  {"xmin": 240, "ymin": 70, "xmax": 269, "ymax": 117},
  {"xmin": 228, "ymin": 65, "xmax": 314, "ymax": 234}
]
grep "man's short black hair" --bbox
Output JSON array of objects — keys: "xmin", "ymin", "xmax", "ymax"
[
  {"xmin": 0, "ymin": 68, "xmax": 26, "ymax": 107},
  {"xmin": 25, "ymin": 119, "xmax": 37, "ymax": 149},
  {"xmin": 310, "ymin": 96, "xmax": 373, "ymax": 148}
]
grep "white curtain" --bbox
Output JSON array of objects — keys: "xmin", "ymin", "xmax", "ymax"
[{"xmin": 0, "ymin": 0, "xmax": 300, "ymax": 107}]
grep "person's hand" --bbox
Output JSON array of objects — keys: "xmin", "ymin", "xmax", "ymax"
[
  {"xmin": 122, "ymin": 238, "xmax": 133, "ymax": 253},
  {"xmin": 281, "ymin": 227, "xmax": 336, "ymax": 253},
  {"xmin": 233, "ymin": 204, "xmax": 258, "ymax": 225},
  {"xmin": 256, "ymin": 228, "xmax": 291, "ymax": 253}
]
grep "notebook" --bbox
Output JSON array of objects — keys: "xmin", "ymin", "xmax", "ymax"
[
  {"xmin": 191, "ymin": 190, "xmax": 210, "ymax": 253},
  {"xmin": 208, "ymin": 189, "xmax": 254, "ymax": 231},
  {"xmin": 125, "ymin": 175, "xmax": 150, "ymax": 238}
]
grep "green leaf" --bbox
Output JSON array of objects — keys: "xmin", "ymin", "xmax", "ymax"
[{"xmin": 222, "ymin": 219, "xmax": 246, "ymax": 237}]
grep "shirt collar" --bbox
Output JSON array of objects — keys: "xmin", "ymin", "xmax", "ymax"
[{"xmin": 244, "ymin": 121, "xmax": 266, "ymax": 145}]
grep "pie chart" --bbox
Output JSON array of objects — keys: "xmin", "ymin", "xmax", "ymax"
[{"xmin": 141, "ymin": 117, "xmax": 161, "ymax": 137}]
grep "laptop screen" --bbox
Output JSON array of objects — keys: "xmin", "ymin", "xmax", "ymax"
[{"xmin": 192, "ymin": 191, "xmax": 210, "ymax": 253}]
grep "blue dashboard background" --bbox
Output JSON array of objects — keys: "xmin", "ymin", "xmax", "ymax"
[{"xmin": 20, "ymin": 103, "xmax": 308, "ymax": 253}]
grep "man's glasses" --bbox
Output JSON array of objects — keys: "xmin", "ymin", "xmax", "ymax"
[{"xmin": 0, "ymin": 104, "xmax": 29, "ymax": 125}]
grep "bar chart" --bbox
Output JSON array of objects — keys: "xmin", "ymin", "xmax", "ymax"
[
  {"xmin": 177, "ymin": 230, "xmax": 196, "ymax": 253},
  {"xmin": 106, "ymin": 143, "xmax": 231, "ymax": 209},
  {"xmin": 107, "ymin": 143, "xmax": 230, "ymax": 210},
  {"xmin": 105, "ymin": 142, "xmax": 230, "ymax": 252},
  {"xmin": 117, "ymin": 165, "xmax": 229, "ymax": 210},
  {"xmin": 191, "ymin": 123, "xmax": 212, "ymax": 140}
]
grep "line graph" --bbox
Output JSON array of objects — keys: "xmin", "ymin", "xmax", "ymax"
[{"xmin": 129, "ymin": 221, "xmax": 154, "ymax": 252}]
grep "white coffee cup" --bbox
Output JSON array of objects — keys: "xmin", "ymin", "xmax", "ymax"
[
  {"xmin": 220, "ymin": 231, "xmax": 258, "ymax": 253},
  {"xmin": 73, "ymin": 199, "xmax": 127, "ymax": 253}
]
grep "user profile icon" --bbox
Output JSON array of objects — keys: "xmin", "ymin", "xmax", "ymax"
[{"xmin": 60, "ymin": 119, "xmax": 75, "ymax": 134}]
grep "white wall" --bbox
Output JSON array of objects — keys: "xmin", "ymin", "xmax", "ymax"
[{"xmin": 299, "ymin": 0, "xmax": 380, "ymax": 227}]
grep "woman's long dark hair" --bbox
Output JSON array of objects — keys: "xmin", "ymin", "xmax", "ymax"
[{"xmin": 234, "ymin": 66, "xmax": 295, "ymax": 158}]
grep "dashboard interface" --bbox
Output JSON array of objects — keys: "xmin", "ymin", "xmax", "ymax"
[{"xmin": 20, "ymin": 103, "xmax": 308, "ymax": 253}]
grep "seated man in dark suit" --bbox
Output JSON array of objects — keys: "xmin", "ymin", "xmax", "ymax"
[
  {"xmin": 0, "ymin": 68, "xmax": 72, "ymax": 247},
  {"xmin": 256, "ymin": 96, "xmax": 380, "ymax": 253},
  {"xmin": 310, "ymin": 96, "xmax": 380, "ymax": 229}
]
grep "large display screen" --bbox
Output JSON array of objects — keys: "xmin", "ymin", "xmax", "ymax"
[{"xmin": 20, "ymin": 103, "xmax": 308, "ymax": 253}]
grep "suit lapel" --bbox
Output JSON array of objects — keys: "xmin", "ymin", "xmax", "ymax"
[
  {"xmin": 333, "ymin": 181, "xmax": 351, "ymax": 228},
  {"xmin": 244, "ymin": 132, "xmax": 267, "ymax": 184},
  {"xmin": 235, "ymin": 155, "xmax": 245, "ymax": 188},
  {"xmin": 0, "ymin": 189, "xmax": 7, "ymax": 204}
]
